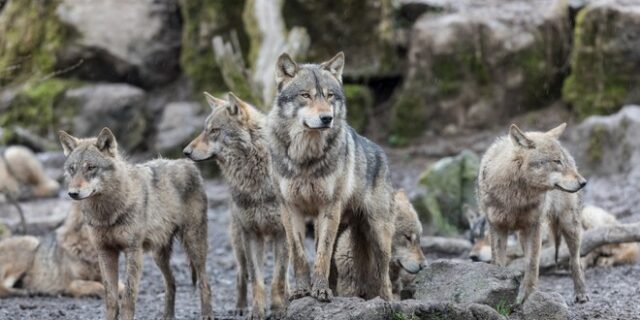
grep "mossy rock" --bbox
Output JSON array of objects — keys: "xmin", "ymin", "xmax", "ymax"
[
  {"xmin": 0, "ymin": 0, "xmax": 75, "ymax": 86},
  {"xmin": 0, "ymin": 222, "xmax": 11, "ymax": 240},
  {"xmin": 0, "ymin": 78, "xmax": 79, "ymax": 144},
  {"xmin": 344, "ymin": 84, "xmax": 374, "ymax": 133},
  {"xmin": 415, "ymin": 150, "xmax": 479, "ymax": 235},
  {"xmin": 390, "ymin": 1, "xmax": 571, "ymax": 141},
  {"xmin": 283, "ymin": 0, "xmax": 400, "ymax": 78},
  {"xmin": 562, "ymin": 2, "xmax": 640, "ymax": 118},
  {"xmin": 178, "ymin": 0, "xmax": 248, "ymax": 94}
]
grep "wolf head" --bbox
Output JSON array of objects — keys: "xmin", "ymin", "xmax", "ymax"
[
  {"xmin": 392, "ymin": 190, "xmax": 427, "ymax": 275},
  {"xmin": 272, "ymin": 52, "xmax": 346, "ymax": 130},
  {"xmin": 468, "ymin": 216, "xmax": 492, "ymax": 262},
  {"xmin": 509, "ymin": 123, "xmax": 587, "ymax": 193},
  {"xmin": 183, "ymin": 92, "xmax": 262, "ymax": 162},
  {"xmin": 58, "ymin": 128, "xmax": 119, "ymax": 200}
]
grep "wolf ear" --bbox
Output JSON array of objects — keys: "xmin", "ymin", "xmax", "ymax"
[
  {"xmin": 276, "ymin": 53, "xmax": 298, "ymax": 88},
  {"xmin": 96, "ymin": 127, "xmax": 118, "ymax": 157},
  {"xmin": 546, "ymin": 122, "xmax": 567, "ymax": 139},
  {"xmin": 58, "ymin": 131, "xmax": 79, "ymax": 156},
  {"xmin": 320, "ymin": 51, "xmax": 345, "ymax": 83},
  {"xmin": 226, "ymin": 92, "xmax": 252, "ymax": 121},
  {"xmin": 203, "ymin": 91, "xmax": 226, "ymax": 111},
  {"xmin": 509, "ymin": 124, "xmax": 535, "ymax": 149}
]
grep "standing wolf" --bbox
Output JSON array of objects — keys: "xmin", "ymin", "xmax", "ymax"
[
  {"xmin": 183, "ymin": 92, "xmax": 288, "ymax": 320},
  {"xmin": 477, "ymin": 123, "xmax": 588, "ymax": 305},
  {"xmin": 267, "ymin": 52, "xmax": 396, "ymax": 301},
  {"xmin": 58, "ymin": 128, "xmax": 212, "ymax": 320}
]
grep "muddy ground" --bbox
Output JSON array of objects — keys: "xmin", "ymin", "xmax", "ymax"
[{"xmin": 1, "ymin": 108, "xmax": 639, "ymax": 320}]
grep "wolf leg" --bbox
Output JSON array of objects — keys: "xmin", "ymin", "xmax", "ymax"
[
  {"xmin": 271, "ymin": 232, "xmax": 289, "ymax": 318},
  {"xmin": 181, "ymin": 224, "xmax": 213, "ymax": 320},
  {"xmin": 311, "ymin": 202, "xmax": 342, "ymax": 302},
  {"xmin": 153, "ymin": 245, "xmax": 176, "ymax": 320},
  {"xmin": 560, "ymin": 216, "xmax": 589, "ymax": 303},
  {"xmin": 243, "ymin": 232, "xmax": 266, "ymax": 320},
  {"xmin": 281, "ymin": 205, "xmax": 310, "ymax": 300},
  {"xmin": 489, "ymin": 226, "xmax": 508, "ymax": 267},
  {"xmin": 367, "ymin": 216, "xmax": 394, "ymax": 300},
  {"xmin": 516, "ymin": 223, "xmax": 541, "ymax": 305},
  {"xmin": 67, "ymin": 280, "xmax": 105, "ymax": 298},
  {"xmin": 97, "ymin": 248, "xmax": 120, "ymax": 320},
  {"xmin": 230, "ymin": 220, "xmax": 248, "ymax": 316},
  {"xmin": 121, "ymin": 247, "xmax": 143, "ymax": 320}
]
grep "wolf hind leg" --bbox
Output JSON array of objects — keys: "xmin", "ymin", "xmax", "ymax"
[
  {"xmin": 230, "ymin": 220, "xmax": 248, "ymax": 316},
  {"xmin": 271, "ymin": 232, "xmax": 289, "ymax": 318},
  {"xmin": 67, "ymin": 280, "xmax": 105, "ymax": 298},
  {"xmin": 153, "ymin": 244, "xmax": 176, "ymax": 320},
  {"xmin": 180, "ymin": 222, "xmax": 213, "ymax": 320}
]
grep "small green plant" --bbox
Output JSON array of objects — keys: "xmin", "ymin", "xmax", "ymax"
[
  {"xmin": 495, "ymin": 299, "xmax": 512, "ymax": 316},
  {"xmin": 392, "ymin": 311, "xmax": 417, "ymax": 320}
]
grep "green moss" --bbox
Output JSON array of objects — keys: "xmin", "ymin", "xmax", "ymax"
[
  {"xmin": 0, "ymin": 78, "xmax": 78, "ymax": 143},
  {"xmin": 587, "ymin": 124, "xmax": 607, "ymax": 165},
  {"xmin": 495, "ymin": 299, "xmax": 512, "ymax": 316},
  {"xmin": 344, "ymin": 84, "xmax": 374, "ymax": 132},
  {"xmin": 562, "ymin": 6, "xmax": 635, "ymax": 117},
  {"xmin": 0, "ymin": 0, "xmax": 74, "ymax": 86},
  {"xmin": 178, "ymin": 0, "xmax": 247, "ymax": 94},
  {"xmin": 390, "ymin": 85, "xmax": 428, "ymax": 142}
]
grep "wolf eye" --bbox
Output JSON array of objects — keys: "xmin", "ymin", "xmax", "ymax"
[
  {"xmin": 327, "ymin": 92, "xmax": 335, "ymax": 99},
  {"xmin": 404, "ymin": 234, "xmax": 412, "ymax": 241},
  {"xmin": 300, "ymin": 93, "xmax": 311, "ymax": 99},
  {"xmin": 553, "ymin": 160, "xmax": 562, "ymax": 165},
  {"xmin": 209, "ymin": 127, "xmax": 219, "ymax": 134},
  {"xmin": 86, "ymin": 164, "xmax": 96, "ymax": 171}
]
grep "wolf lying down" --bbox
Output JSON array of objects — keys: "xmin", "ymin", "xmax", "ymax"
[{"xmin": 0, "ymin": 205, "xmax": 122, "ymax": 298}]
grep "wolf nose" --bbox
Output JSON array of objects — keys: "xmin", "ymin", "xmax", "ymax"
[
  {"xmin": 320, "ymin": 115, "xmax": 333, "ymax": 125},
  {"xmin": 580, "ymin": 180, "xmax": 588, "ymax": 188},
  {"xmin": 469, "ymin": 254, "xmax": 480, "ymax": 262},
  {"xmin": 183, "ymin": 148, "xmax": 192, "ymax": 157},
  {"xmin": 68, "ymin": 191, "xmax": 80, "ymax": 200}
]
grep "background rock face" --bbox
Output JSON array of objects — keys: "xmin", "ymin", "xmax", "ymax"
[
  {"xmin": 153, "ymin": 102, "xmax": 205, "ymax": 155},
  {"xmin": 55, "ymin": 0, "xmax": 182, "ymax": 88},
  {"xmin": 563, "ymin": 0, "xmax": 640, "ymax": 118},
  {"xmin": 60, "ymin": 83, "xmax": 147, "ymax": 150},
  {"xmin": 391, "ymin": 0, "xmax": 571, "ymax": 139}
]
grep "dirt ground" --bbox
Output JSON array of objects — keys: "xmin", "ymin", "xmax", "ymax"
[{"xmin": 2, "ymin": 108, "xmax": 639, "ymax": 319}]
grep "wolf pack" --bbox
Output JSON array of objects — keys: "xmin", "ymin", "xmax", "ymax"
[{"xmin": 0, "ymin": 51, "xmax": 635, "ymax": 319}]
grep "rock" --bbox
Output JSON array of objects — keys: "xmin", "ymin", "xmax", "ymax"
[
  {"xmin": 562, "ymin": 0, "xmax": 640, "ymax": 118},
  {"xmin": 518, "ymin": 291, "xmax": 569, "ymax": 320},
  {"xmin": 283, "ymin": 0, "xmax": 401, "ymax": 78},
  {"xmin": 153, "ymin": 102, "xmax": 205, "ymax": 155},
  {"xmin": 283, "ymin": 296, "xmax": 505, "ymax": 320},
  {"xmin": 0, "ymin": 198, "xmax": 70, "ymax": 235},
  {"xmin": 0, "ymin": 221, "xmax": 11, "ymax": 240},
  {"xmin": 568, "ymin": 105, "xmax": 640, "ymax": 177},
  {"xmin": 59, "ymin": 84, "xmax": 147, "ymax": 151},
  {"xmin": 413, "ymin": 260, "xmax": 521, "ymax": 308},
  {"xmin": 391, "ymin": 0, "xmax": 571, "ymax": 139},
  {"xmin": 415, "ymin": 150, "xmax": 479, "ymax": 234},
  {"xmin": 55, "ymin": 0, "xmax": 182, "ymax": 88},
  {"xmin": 178, "ymin": 0, "xmax": 247, "ymax": 93},
  {"xmin": 36, "ymin": 151, "xmax": 66, "ymax": 182}
]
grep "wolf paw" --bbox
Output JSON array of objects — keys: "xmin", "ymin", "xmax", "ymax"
[
  {"xmin": 267, "ymin": 308, "xmax": 286, "ymax": 320},
  {"xmin": 288, "ymin": 288, "xmax": 310, "ymax": 301},
  {"xmin": 515, "ymin": 291, "xmax": 527, "ymax": 306},
  {"xmin": 233, "ymin": 308, "xmax": 247, "ymax": 317},
  {"xmin": 575, "ymin": 293, "xmax": 590, "ymax": 304},
  {"xmin": 311, "ymin": 287, "xmax": 333, "ymax": 302},
  {"xmin": 247, "ymin": 310, "xmax": 266, "ymax": 320}
]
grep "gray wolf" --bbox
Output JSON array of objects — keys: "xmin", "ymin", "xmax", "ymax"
[
  {"xmin": 477, "ymin": 123, "xmax": 589, "ymax": 304},
  {"xmin": 0, "ymin": 205, "xmax": 120, "ymax": 298},
  {"xmin": 332, "ymin": 189, "xmax": 427, "ymax": 298},
  {"xmin": 58, "ymin": 128, "xmax": 212, "ymax": 320},
  {"xmin": 183, "ymin": 92, "xmax": 288, "ymax": 320},
  {"xmin": 468, "ymin": 205, "xmax": 639, "ymax": 268},
  {"xmin": 267, "ymin": 52, "xmax": 396, "ymax": 301}
]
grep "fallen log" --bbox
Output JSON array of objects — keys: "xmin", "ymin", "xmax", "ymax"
[
  {"xmin": 421, "ymin": 236, "xmax": 471, "ymax": 255},
  {"xmin": 509, "ymin": 222, "xmax": 640, "ymax": 271}
]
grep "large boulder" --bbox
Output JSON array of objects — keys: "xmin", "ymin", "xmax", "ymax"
[
  {"xmin": 562, "ymin": 0, "xmax": 640, "ymax": 118},
  {"xmin": 413, "ymin": 260, "xmax": 521, "ymax": 308},
  {"xmin": 153, "ymin": 102, "xmax": 206, "ymax": 155},
  {"xmin": 55, "ymin": 0, "xmax": 182, "ymax": 88},
  {"xmin": 284, "ymin": 296, "xmax": 505, "ymax": 320},
  {"xmin": 283, "ymin": 0, "xmax": 401, "ymax": 78},
  {"xmin": 391, "ymin": 0, "xmax": 571, "ymax": 140},
  {"xmin": 59, "ymin": 84, "xmax": 147, "ymax": 151},
  {"xmin": 415, "ymin": 150, "xmax": 479, "ymax": 234},
  {"xmin": 568, "ymin": 105, "xmax": 640, "ymax": 177}
]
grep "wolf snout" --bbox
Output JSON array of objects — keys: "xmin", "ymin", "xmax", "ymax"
[
  {"xmin": 68, "ymin": 191, "xmax": 81, "ymax": 200},
  {"xmin": 320, "ymin": 115, "xmax": 333, "ymax": 125},
  {"xmin": 183, "ymin": 146, "xmax": 193, "ymax": 158},
  {"xmin": 579, "ymin": 179, "xmax": 588, "ymax": 189}
]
